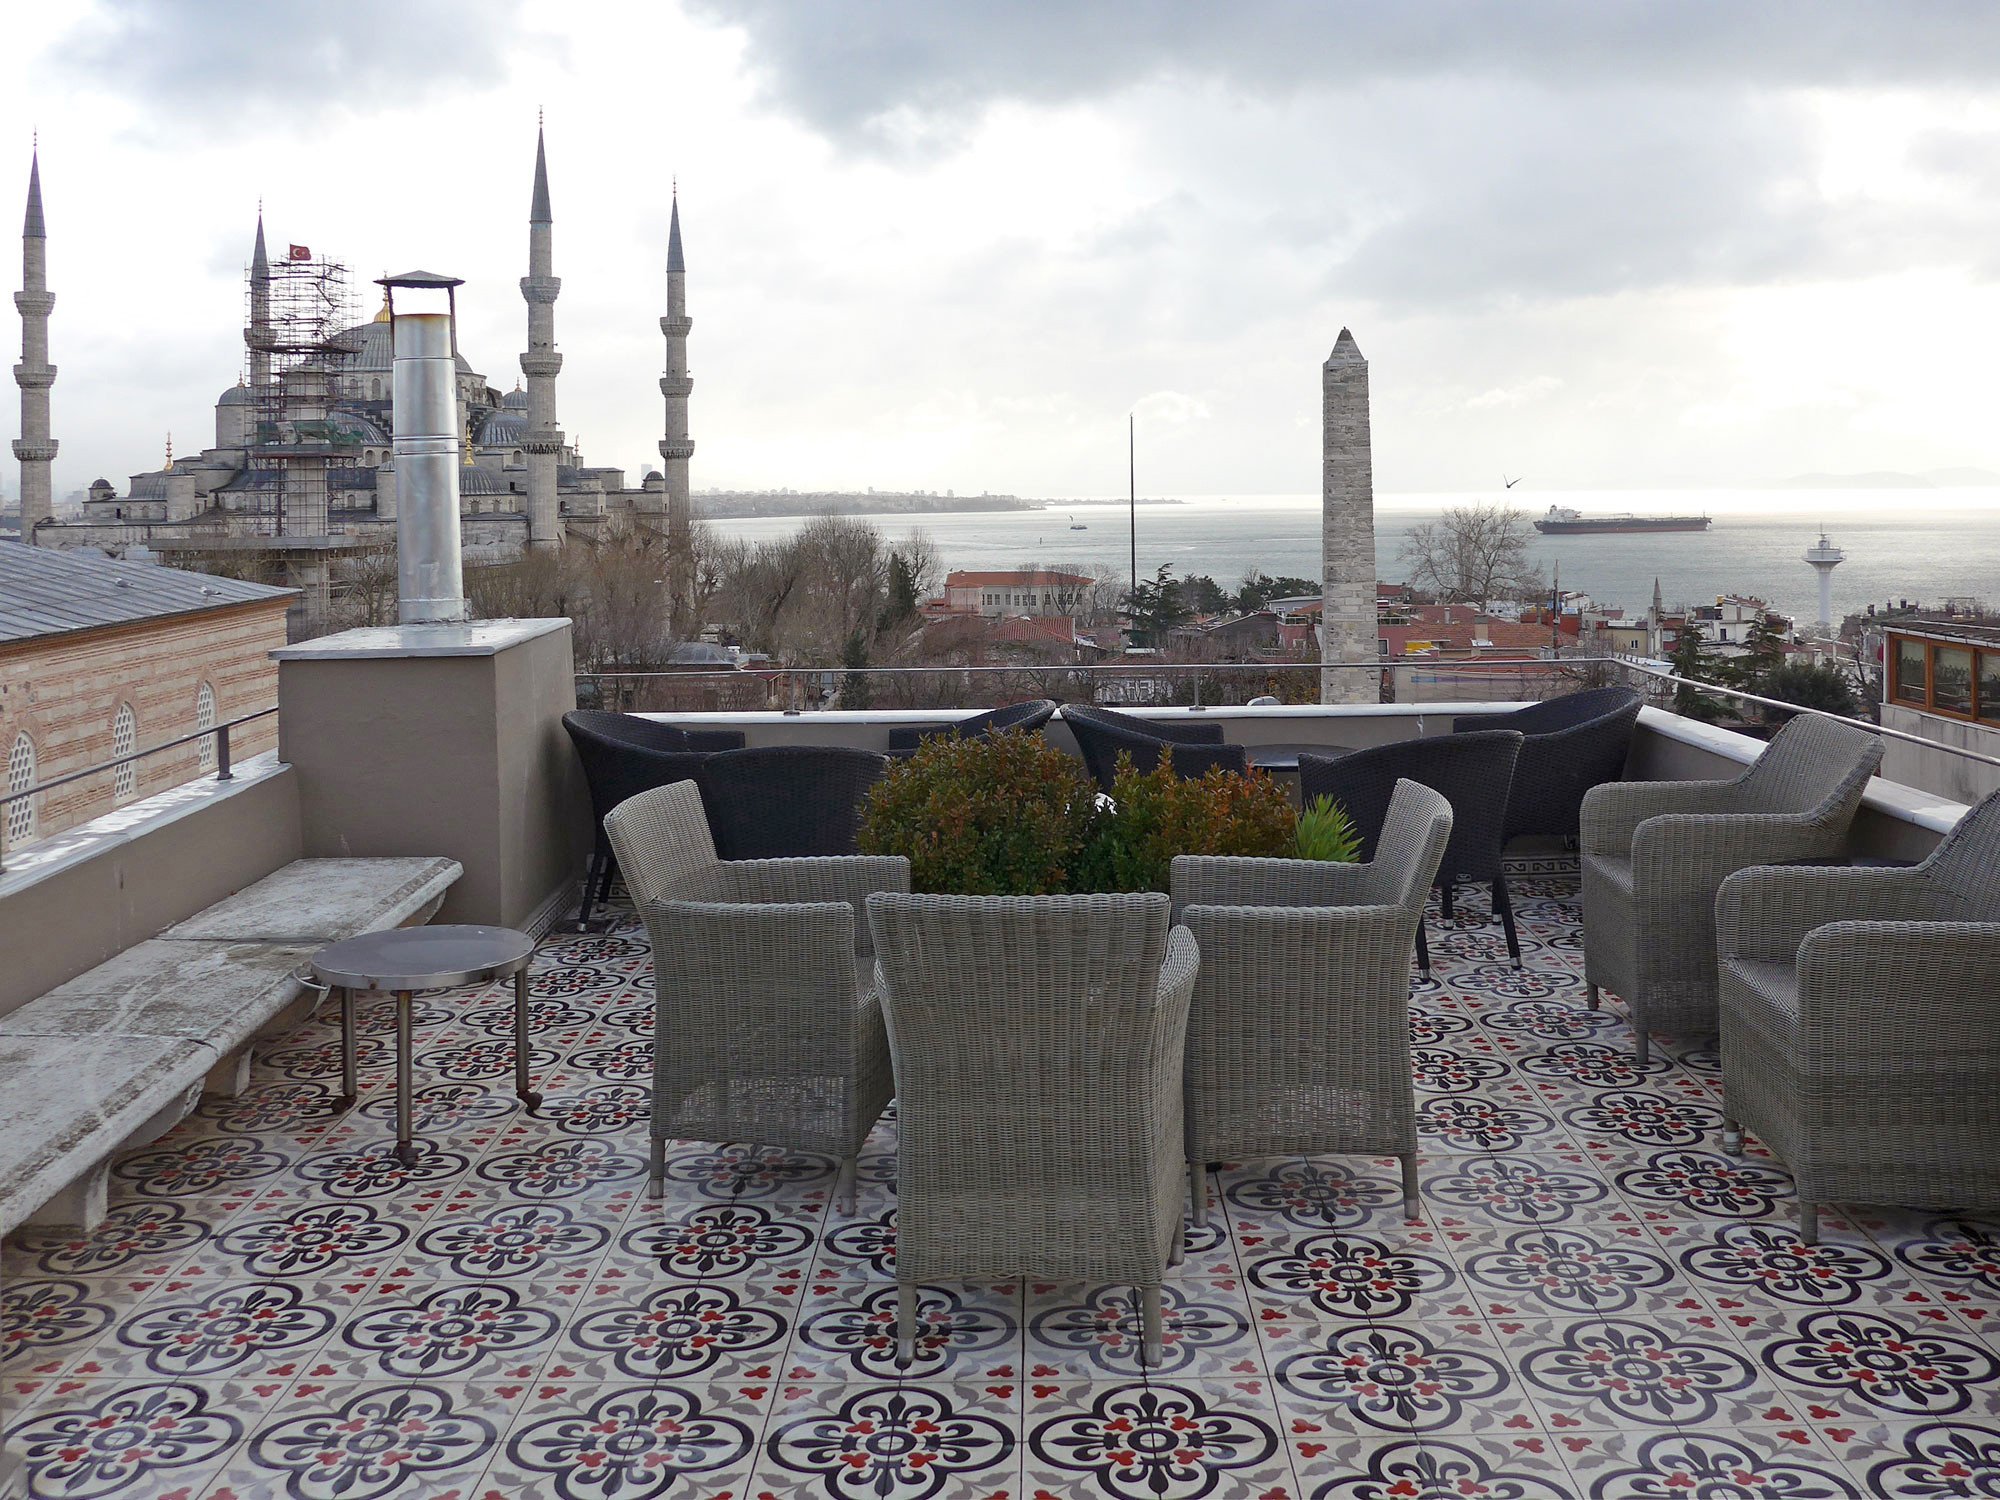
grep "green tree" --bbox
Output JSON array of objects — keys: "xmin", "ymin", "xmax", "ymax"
[
  {"xmin": 1123, "ymin": 563, "xmax": 1195, "ymax": 647},
  {"xmin": 839, "ymin": 632, "xmax": 874, "ymax": 709},
  {"xmin": 1177, "ymin": 573, "xmax": 1231, "ymax": 615},
  {"xmin": 878, "ymin": 550, "xmax": 920, "ymax": 632},
  {"xmin": 1666, "ymin": 628, "xmax": 1726, "ymax": 722},
  {"xmin": 1235, "ymin": 571, "xmax": 1321, "ymax": 612},
  {"xmin": 1759, "ymin": 661, "xmax": 1860, "ymax": 720}
]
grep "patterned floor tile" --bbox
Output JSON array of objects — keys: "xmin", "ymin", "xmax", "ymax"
[
  {"xmin": 758, "ymin": 1380, "xmax": 1019, "ymax": 1500},
  {"xmin": 1021, "ymin": 1378, "xmax": 1289, "ymax": 1500},
  {"xmin": 1561, "ymin": 1426, "xmax": 1861, "ymax": 1499},
  {"xmin": 1294, "ymin": 1429, "xmax": 1579, "ymax": 1499},
  {"xmin": 1023, "ymin": 1277, "xmax": 1255, "ymax": 1381},
  {"xmin": 1, "ymin": 1376, "xmax": 282, "ymax": 1500}
]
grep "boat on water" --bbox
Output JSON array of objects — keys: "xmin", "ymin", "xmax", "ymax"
[
  {"xmin": 1069, "ymin": 514, "xmax": 1087, "ymax": 530},
  {"xmin": 1534, "ymin": 505, "xmax": 1710, "ymax": 535}
]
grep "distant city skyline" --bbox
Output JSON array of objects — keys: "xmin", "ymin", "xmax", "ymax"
[{"xmin": 6, "ymin": 2, "xmax": 2000, "ymax": 503}]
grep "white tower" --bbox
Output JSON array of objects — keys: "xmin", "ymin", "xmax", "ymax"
[
  {"xmin": 520, "ymin": 125, "xmax": 563, "ymax": 550},
  {"xmin": 658, "ymin": 187, "xmax": 695, "ymax": 629},
  {"xmin": 1804, "ymin": 530, "xmax": 1844, "ymax": 633},
  {"xmin": 13, "ymin": 147, "xmax": 56, "ymax": 542},
  {"xmin": 1319, "ymin": 329, "xmax": 1378, "ymax": 704}
]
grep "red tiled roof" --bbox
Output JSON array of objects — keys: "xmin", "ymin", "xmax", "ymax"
[{"xmin": 944, "ymin": 570, "xmax": 1094, "ymax": 587}]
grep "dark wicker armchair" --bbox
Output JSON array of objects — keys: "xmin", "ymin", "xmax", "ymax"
[
  {"xmin": 885, "ymin": 698, "xmax": 1059, "ymax": 755},
  {"xmin": 1300, "ymin": 729, "xmax": 1525, "ymax": 968},
  {"xmin": 1452, "ymin": 686, "xmax": 1641, "ymax": 842},
  {"xmin": 561, "ymin": 711, "xmax": 745, "ymax": 927},
  {"xmin": 1060, "ymin": 702, "xmax": 1248, "ymax": 792},
  {"xmin": 694, "ymin": 745, "xmax": 890, "ymax": 859}
]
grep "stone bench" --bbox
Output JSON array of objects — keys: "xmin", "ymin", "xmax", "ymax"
[{"xmin": 0, "ymin": 856, "xmax": 460, "ymax": 1236}]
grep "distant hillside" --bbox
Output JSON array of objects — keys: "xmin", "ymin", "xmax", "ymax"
[{"xmin": 1774, "ymin": 468, "xmax": 2000, "ymax": 489}]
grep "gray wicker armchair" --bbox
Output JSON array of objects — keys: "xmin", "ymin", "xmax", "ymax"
[
  {"xmin": 1715, "ymin": 789, "xmax": 2000, "ymax": 1245},
  {"xmin": 1579, "ymin": 714, "xmax": 1883, "ymax": 1064},
  {"xmin": 865, "ymin": 892, "xmax": 1200, "ymax": 1367},
  {"xmin": 1172, "ymin": 779, "xmax": 1453, "ymax": 1225},
  {"xmin": 604, "ymin": 780, "xmax": 909, "ymax": 1213}
]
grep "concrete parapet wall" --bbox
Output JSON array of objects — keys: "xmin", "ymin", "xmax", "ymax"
[{"xmin": 0, "ymin": 757, "xmax": 302, "ymax": 1017}]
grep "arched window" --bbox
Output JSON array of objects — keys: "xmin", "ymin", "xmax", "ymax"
[
  {"xmin": 113, "ymin": 702, "xmax": 137, "ymax": 801},
  {"xmin": 371, "ymin": 377, "xmax": 382, "ymax": 399},
  {"xmin": 195, "ymin": 682, "xmax": 217, "ymax": 771},
  {"xmin": 5, "ymin": 731, "xmax": 35, "ymax": 846}
]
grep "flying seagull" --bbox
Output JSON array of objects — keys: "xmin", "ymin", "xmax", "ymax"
[{"xmin": 1503, "ymin": 474, "xmax": 1523, "ymax": 488}]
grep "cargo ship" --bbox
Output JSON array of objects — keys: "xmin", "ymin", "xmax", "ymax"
[{"xmin": 1534, "ymin": 505, "xmax": 1711, "ymax": 535}]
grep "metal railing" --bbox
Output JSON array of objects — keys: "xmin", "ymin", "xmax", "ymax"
[
  {"xmin": 575, "ymin": 653, "xmax": 2000, "ymax": 774},
  {"xmin": 0, "ymin": 707, "xmax": 280, "ymax": 873},
  {"xmin": 575, "ymin": 656, "xmax": 1605, "ymax": 713}
]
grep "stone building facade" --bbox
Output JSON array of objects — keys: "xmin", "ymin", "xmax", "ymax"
[{"xmin": 0, "ymin": 546, "xmax": 291, "ymax": 854}]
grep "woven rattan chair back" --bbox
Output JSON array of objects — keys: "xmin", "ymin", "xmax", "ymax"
[
  {"xmin": 1733, "ymin": 714, "xmax": 1883, "ymax": 818},
  {"xmin": 1060, "ymin": 703, "xmax": 1241, "ymax": 791},
  {"xmin": 601, "ymin": 780, "xmax": 722, "ymax": 908},
  {"xmin": 694, "ymin": 745, "xmax": 889, "ymax": 859},
  {"xmin": 1300, "ymin": 729, "xmax": 1522, "ymax": 884},
  {"xmin": 1921, "ymin": 788, "xmax": 2000, "ymax": 912},
  {"xmin": 864, "ymin": 892, "xmax": 1183, "ymax": 1280},
  {"xmin": 886, "ymin": 698, "xmax": 1059, "ymax": 752}
]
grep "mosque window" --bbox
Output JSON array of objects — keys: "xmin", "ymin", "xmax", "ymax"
[
  {"xmin": 112, "ymin": 703, "xmax": 137, "ymax": 801},
  {"xmin": 195, "ymin": 682, "xmax": 217, "ymax": 771},
  {"xmin": 371, "ymin": 378, "xmax": 382, "ymax": 399},
  {"xmin": 5, "ymin": 731, "xmax": 35, "ymax": 847}
]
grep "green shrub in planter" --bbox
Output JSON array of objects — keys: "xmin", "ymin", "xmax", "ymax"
[
  {"xmin": 1295, "ymin": 794, "xmax": 1362, "ymax": 862},
  {"xmin": 858, "ymin": 730, "xmax": 1098, "ymax": 894},
  {"xmin": 1074, "ymin": 749, "xmax": 1299, "ymax": 893}
]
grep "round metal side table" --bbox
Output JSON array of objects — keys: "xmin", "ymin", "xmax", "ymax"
[{"xmin": 311, "ymin": 924, "xmax": 540, "ymax": 1166}]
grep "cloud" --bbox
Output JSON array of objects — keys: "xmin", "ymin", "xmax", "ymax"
[
  {"xmin": 690, "ymin": 1, "xmax": 2000, "ymax": 150},
  {"xmin": 1466, "ymin": 375, "xmax": 1564, "ymax": 410},
  {"xmin": 58, "ymin": 0, "xmax": 529, "ymax": 121}
]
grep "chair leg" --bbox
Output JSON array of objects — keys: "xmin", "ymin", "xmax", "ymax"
[
  {"xmin": 1720, "ymin": 1119, "xmax": 1745, "ymax": 1157},
  {"xmin": 647, "ymin": 1136, "xmax": 666, "ymax": 1200},
  {"xmin": 1585, "ymin": 981, "xmax": 1601, "ymax": 1010},
  {"xmin": 896, "ymin": 1282, "xmax": 919, "ymax": 1368},
  {"xmin": 1798, "ymin": 1202, "xmax": 1819, "ymax": 1246},
  {"xmin": 833, "ymin": 1156, "xmax": 858, "ymax": 1217},
  {"xmin": 1632, "ymin": 1027, "xmax": 1651, "ymax": 1068},
  {"xmin": 1414, "ymin": 919, "xmax": 1430, "ymax": 977},
  {"xmin": 1492, "ymin": 876, "xmax": 1521, "ymax": 968},
  {"xmin": 1439, "ymin": 881, "xmax": 1455, "ymax": 921},
  {"xmin": 1401, "ymin": 1153, "xmax": 1421, "ymax": 1222},
  {"xmin": 1169, "ymin": 1230, "xmax": 1185, "ymax": 1268},
  {"xmin": 573, "ymin": 850, "xmax": 606, "ymax": 929},
  {"xmin": 1139, "ymin": 1284, "xmax": 1164, "ymax": 1368},
  {"xmin": 1188, "ymin": 1161, "xmax": 1208, "ymax": 1228}
]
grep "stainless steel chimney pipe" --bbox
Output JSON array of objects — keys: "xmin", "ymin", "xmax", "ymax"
[{"xmin": 381, "ymin": 271, "xmax": 468, "ymax": 625}]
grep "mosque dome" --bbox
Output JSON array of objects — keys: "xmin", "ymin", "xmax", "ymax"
[
  {"xmin": 477, "ymin": 411, "xmax": 526, "ymax": 447},
  {"xmin": 501, "ymin": 386, "xmax": 529, "ymax": 410},
  {"xmin": 334, "ymin": 318, "xmax": 473, "ymax": 375},
  {"xmin": 459, "ymin": 465, "xmax": 506, "ymax": 496},
  {"xmin": 217, "ymin": 383, "xmax": 253, "ymax": 407}
]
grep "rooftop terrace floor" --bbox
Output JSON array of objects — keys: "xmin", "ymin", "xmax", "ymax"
[{"xmin": 5, "ymin": 860, "xmax": 2000, "ymax": 1499}]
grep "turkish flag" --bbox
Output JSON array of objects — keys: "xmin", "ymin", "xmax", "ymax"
[{"xmin": 288, "ymin": 244, "xmax": 311, "ymax": 261}]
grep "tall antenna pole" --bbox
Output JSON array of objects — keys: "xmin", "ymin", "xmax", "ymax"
[
  {"xmin": 1128, "ymin": 411, "xmax": 1137, "ymax": 603},
  {"xmin": 1551, "ymin": 557, "xmax": 1561, "ymax": 654}
]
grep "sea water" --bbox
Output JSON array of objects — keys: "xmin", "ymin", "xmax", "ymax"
[{"xmin": 698, "ymin": 489, "xmax": 2000, "ymax": 627}]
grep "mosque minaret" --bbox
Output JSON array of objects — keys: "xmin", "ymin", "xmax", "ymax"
[
  {"xmin": 659, "ymin": 188, "xmax": 695, "ymax": 617},
  {"xmin": 13, "ymin": 147, "xmax": 56, "ymax": 543},
  {"xmin": 520, "ymin": 124, "xmax": 563, "ymax": 550}
]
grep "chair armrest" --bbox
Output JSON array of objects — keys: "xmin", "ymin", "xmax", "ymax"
[
  {"xmin": 1450, "ymin": 710, "xmax": 1515, "ymax": 734},
  {"xmin": 717, "ymin": 855, "xmax": 912, "ymax": 907},
  {"xmin": 716, "ymin": 856, "xmax": 911, "ymax": 952},
  {"xmin": 1716, "ymin": 864, "xmax": 1945, "ymax": 964},
  {"xmin": 1171, "ymin": 854, "xmax": 1381, "ymax": 917},
  {"xmin": 1794, "ymin": 921, "xmax": 2000, "ymax": 1055},
  {"xmin": 1631, "ymin": 812, "xmax": 1851, "ymax": 904},
  {"xmin": 644, "ymin": 898, "xmax": 859, "ymax": 982},
  {"xmin": 1580, "ymin": 779, "xmax": 1738, "ymax": 856},
  {"xmin": 1145, "ymin": 719, "xmax": 1227, "ymax": 746},
  {"xmin": 1157, "ymin": 923, "xmax": 1201, "ymax": 1014}
]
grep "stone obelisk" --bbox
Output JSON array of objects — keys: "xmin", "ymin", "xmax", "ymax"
[{"xmin": 1319, "ymin": 329, "xmax": 1377, "ymax": 703}]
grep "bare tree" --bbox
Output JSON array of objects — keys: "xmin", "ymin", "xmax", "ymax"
[
  {"xmin": 894, "ymin": 528, "xmax": 944, "ymax": 598},
  {"xmin": 1398, "ymin": 504, "xmax": 1544, "ymax": 608},
  {"xmin": 327, "ymin": 545, "xmax": 400, "ymax": 629}
]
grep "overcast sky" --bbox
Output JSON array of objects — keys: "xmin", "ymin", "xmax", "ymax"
[{"xmin": 5, "ymin": 1, "xmax": 2000, "ymax": 501}]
